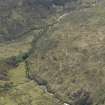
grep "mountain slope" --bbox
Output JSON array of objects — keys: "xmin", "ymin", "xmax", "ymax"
[
  {"xmin": 0, "ymin": 0, "xmax": 105, "ymax": 105},
  {"xmin": 28, "ymin": 4, "xmax": 105, "ymax": 105}
]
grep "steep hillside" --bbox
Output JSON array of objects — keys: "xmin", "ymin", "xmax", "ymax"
[
  {"xmin": 0, "ymin": 0, "xmax": 98, "ymax": 42},
  {"xmin": 28, "ymin": 3, "xmax": 105, "ymax": 105},
  {"xmin": 0, "ymin": 0, "xmax": 105, "ymax": 105},
  {"xmin": 0, "ymin": 0, "xmax": 54, "ymax": 42}
]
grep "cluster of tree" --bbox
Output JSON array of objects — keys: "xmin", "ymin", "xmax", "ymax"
[
  {"xmin": 52, "ymin": 0, "xmax": 78, "ymax": 6},
  {"xmin": 70, "ymin": 89, "xmax": 93, "ymax": 105},
  {"xmin": 25, "ymin": 0, "xmax": 79, "ymax": 9}
]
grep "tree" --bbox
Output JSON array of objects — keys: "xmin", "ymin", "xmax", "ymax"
[
  {"xmin": 71, "ymin": 89, "xmax": 93, "ymax": 105},
  {"xmin": 25, "ymin": 60, "xmax": 30, "ymax": 78}
]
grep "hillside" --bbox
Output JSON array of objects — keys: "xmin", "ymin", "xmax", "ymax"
[{"xmin": 0, "ymin": 0, "xmax": 105, "ymax": 105}]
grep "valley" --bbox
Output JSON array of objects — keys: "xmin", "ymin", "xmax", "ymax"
[{"xmin": 1, "ymin": 0, "xmax": 105, "ymax": 105}]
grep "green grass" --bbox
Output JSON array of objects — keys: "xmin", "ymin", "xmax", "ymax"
[
  {"xmin": 0, "ymin": 35, "xmax": 33, "ymax": 60},
  {"xmin": 0, "ymin": 81, "xmax": 61, "ymax": 105},
  {"xmin": 0, "ymin": 62, "xmax": 62, "ymax": 105},
  {"xmin": 1, "ymin": 1, "xmax": 105, "ymax": 105},
  {"xmin": 8, "ymin": 63, "xmax": 27, "ymax": 85}
]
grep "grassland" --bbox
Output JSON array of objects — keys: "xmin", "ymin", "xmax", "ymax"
[
  {"xmin": 0, "ymin": 35, "xmax": 33, "ymax": 60},
  {"xmin": 1, "ymin": 0, "xmax": 105, "ymax": 105},
  {"xmin": 0, "ymin": 62, "xmax": 62, "ymax": 105},
  {"xmin": 0, "ymin": 23, "xmax": 62, "ymax": 105}
]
